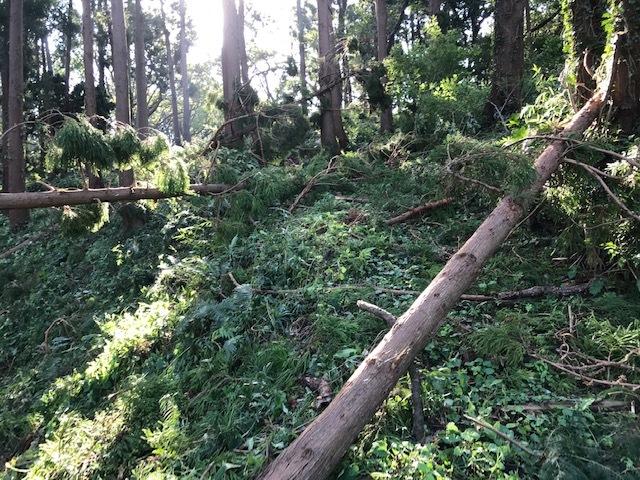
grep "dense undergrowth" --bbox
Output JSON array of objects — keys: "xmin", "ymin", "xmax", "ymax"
[{"xmin": 1, "ymin": 138, "xmax": 640, "ymax": 479}]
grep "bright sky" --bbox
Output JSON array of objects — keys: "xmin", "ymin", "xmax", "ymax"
[{"xmin": 186, "ymin": 0, "xmax": 298, "ymax": 64}]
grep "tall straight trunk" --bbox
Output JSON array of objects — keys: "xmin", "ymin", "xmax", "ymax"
[
  {"xmin": 336, "ymin": 0, "xmax": 351, "ymax": 105},
  {"xmin": 179, "ymin": 0, "xmax": 190, "ymax": 142},
  {"xmin": 485, "ymin": 0, "xmax": 526, "ymax": 121},
  {"xmin": 375, "ymin": 0, "xmax": 393, "ymax": 133},
  {"xmin": 238, "ymin": 0, "xmax": 249, "ymax": 85},
  {"xmin": 82, "ymin": 0, "xmax": 102, "ymax": 188},
  {"xmin": 42, "ymin": 34, "xmax": 53, "ymax": 72},
  {"xmin": 96, "ymin": 0, "xmax": 107, "ymax": 88},
  {"xmin": 296, "ymin": 0, "xmax": 308, "ymax": 113},
  {"xmin": 111, "ymin": 0, "xmax": 134, "ymax": 186},
  {"xmin": 317, "ymin": 0, "xmax": 347, "ymax": 153},
  {"xmin": 82, "ymin": 0, "xmax": 97, "ymax": 116},
  {"xmin": 611, "ymin": 0, "xmax": 640, "ymax": 133},
  {"xmin": 160, "ymin": 0, "xmax": 182, "ymax": 145},
  {"xmin": 317, "ymin": 0, "xmax": 338, "ymax": 153},
  {"xmin": 6, "ymin": 0, "xmax": 29, "ymax": 226},
  {"xmin": 221, "ymin": 0, "xmax": 242, "ymax": 143},
  {"xmin": 64, "ymin": 0, "xmax": 74, "ymax": 102},
  {"xmin": 134, "ymin": 0, "xmax": 149, "ymax": 135},
  {"xmin": 258, "ymin": 68, "xmax": 611, "ymax": 480},
  {"xmin": 1, "ymin": 64, "xmax": 9, "ymax": 193}
]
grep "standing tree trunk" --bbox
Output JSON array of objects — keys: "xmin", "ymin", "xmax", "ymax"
[
  {"xmin": 485, "ymin": 0, "xmax": 527, "ymax": 122},
  {"xmin": 375, "ymin": 0, "xmax": 393, "ymax": 133},
  {"xmin": 64, "ymin": 0, "xmax": 74, "ymax": 104},
  {"xmin": 5, "ymin": 0, "xmax": 29, "ymax": 227},
  {"xmin": 317, "ymin": 0, "xmax": 347, "ymax": 153},
  {"xmin": 81, "ymin": 0, "xmax": 103, "ymax": 188},
  {"xmin": 160, "ymin": 0, "xmax": 182, "ymax": 145},
  {"xmin": 258, "ymin": 68, "xmax": 612, "ymax": 480},
  {"xmin": 96, "ymin": 0, "xmax": 108, "ymax": 89},
  {"xmin": 221, "ymin": 0, "xmax": 244, "ymax": 145},
  {"xmin": 296, "ymin": 0, "xmax": 308, "ymax": 113},
  {"xmin": 82, "ymin": 0, "xmax": 97, "ymax": 117},
  {"xmin": 179, "ymin": 0, "xmax": 191, "ymax": 142},
  {"xmin": 1, "ymin": 60, "xmax": 9, "ymax": 194},
  {"xmin": 336, "ymin": 0, "xmax": 351, "ymax": 105},
  {"xmin": 134, "ymin": 0, "xmax": 149, "ymax": 136},
  {"xmin": 111, "ymin": 0, "xmax": 135, "ymax": 187},
  {"xmin": 611, "ymin": 0, "xmax": 640, "ymax": 133}
]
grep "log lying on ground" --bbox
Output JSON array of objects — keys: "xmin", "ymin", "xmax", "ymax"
[
  {"xmin": 0, "ymin": 183, "xmax": 242, "ymax": 210},
  {"xmin": 258, "ymin": 89, "xmax": 609, "ymax": 478}
]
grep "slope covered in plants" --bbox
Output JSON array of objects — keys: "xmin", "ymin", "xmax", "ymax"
[{"xmin": 1, "ymin": 134, "xmax": 640, "ymax": 478}]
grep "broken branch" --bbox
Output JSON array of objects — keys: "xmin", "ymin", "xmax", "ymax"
[{"xmin": 386, "ymin": 197, "xmax": 454, "ymax": 226}]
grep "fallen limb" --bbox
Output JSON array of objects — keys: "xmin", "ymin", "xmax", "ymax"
[
  {"xmin": 289, "ymin": 157, "xmax": 338, "ymax": 214},
  {"xmin": 0, "ymin": 183, "xmax": 243, "ymax": 210},
  {"xmin": 501, "ymin": 399, "xmax": 633, "ymax": 412},
  {"xmin": 386, "ymin": 197, "xmax": 454, "ymax": 226},
  {"xmin": 462, "ymin": 414, "xmax": 543, "ymax": 458},
  {"xmin": 0, "ymin": 227, "xmax": 56, "ymax": 260},
  {"xmin": 258, "ymin": 67, "xmax": 610, "ymax": 479}
]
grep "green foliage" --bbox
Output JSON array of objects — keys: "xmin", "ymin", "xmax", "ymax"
[
  {"xmin": 60, "ymin": 203, "xmax": 110, "ymax": 236},
  {"xmin": 156, "ymin": 158, "xmax": 190, "ymax": 195},
  {"xmin": 49, "ymin": 118, "xmax": 116, "ymax": 171}
]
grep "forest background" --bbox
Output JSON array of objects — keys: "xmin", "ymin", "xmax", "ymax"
[{"xmin": 1, "ymin": 0, "xmax": 640, "ymax": 478}]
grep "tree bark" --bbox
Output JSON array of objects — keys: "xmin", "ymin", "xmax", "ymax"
[
  {"xmin": 485, "ymin": 0, "xmax": 527, "ymax": 122},
  {"xmin": 0, "ymin": 183, "xmax": 242, "ymax": 210},
  {"xmin": 179, "ymin": 0, "xmax": 191, "ymax": 142},
  {"xmin": 111, "ymin": 0, "xmax": 135, "ymax": 187},
  {"xmin": 297, "ymin": 0, "xmax": 308, "ymax": 113},
  {"xmin": 375, "ymin": 0, "xmax": 393, "ymax": 133},
  {"xmin": 160, "ymin": 0, "xmax": 182, "ymax": 145},
  {"xmin": 6, "ymin": 0, "xmax": 30, "ymax": 227},
  {"xmin": 134, "ymin": 0, "xmax": 149, "ymax": 136},
  {"xmin": 82, "ymin": 0, "xmax": 97, "ymax": 117},
  {"xmin": 257, "ymin": 76, "xmax": 610, "ymax": 480},
  {"xmin": 221, "ymin": 0, "xmax": 243, "ymax": 145},
  {"xmin": 317, "ymin": 0, "xmax": 340, "ymax": 154}
]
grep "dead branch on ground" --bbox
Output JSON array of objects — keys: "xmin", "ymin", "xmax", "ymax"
[
  {"xmin": 289, "ymin": 157, "xmax": 339, "ymax": 214},
  {"xmin": 386, "ymin": 197, "xmax": 454, "ymax": 226}
]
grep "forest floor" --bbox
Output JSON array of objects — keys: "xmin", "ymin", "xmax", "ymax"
[{"xmin": 1, "ymin": 144, "xmax": 640, "ymax": 479}]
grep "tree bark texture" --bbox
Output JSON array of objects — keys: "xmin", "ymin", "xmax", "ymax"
[
  {"xmin": 6, "ymin": 0, "xmax": 30, "ymax": 226},
  {"xmin": 179, "ymin": 0, "xmax": 191, "ymax": 142},
  {"xmin": 317, "ymin": 0, "xmax": 347, "ymax": 153},
  {"xmin": 296, "ymin": 0, "xmax": 308, "ymax": 113},
  {"xmin": 134, "ymin": 0, "xmax": 149, "ymax": 135},
  {"xmin": 486, "ymin": 0, "xmax": 526, "ymax": 121},
  {"xmin": 612, "ymin": 0, "xmax": 640, "ymax": 133},
  {"xmin": 221, "ymin": 0, "xmax": 242, "ymax": 144},
  {"xmin": 569, "ymin": 0, "xmax": 606, "ymax": 105},
  {"xmin": 82, "ymin": 0, "xmax": 97, "ymax": 117},
  {"xmin": 64, "ymin": 0, "xmax": 74, "ymax": 102},
  {"xmin": 258, "ymin": 83, "xmax": 609, "ymax": 480},
  {"xmin": 375, "ymin": 0, "xmax": 393, "ymax": 133},
  {"xmin": 160, "ymin": 0, "xmax": 182, "ymax": 145},
  {"xmin": 111, "ymin": 0, "xmax": 135, "ymax": 187},
  {"xmin": 0, "ymin": 184, "xmax": 241, "ymax": 210}
]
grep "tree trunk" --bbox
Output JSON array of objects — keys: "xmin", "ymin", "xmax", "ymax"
[
  {"xmin": 42, "ymin": 33, "xmax": 53, "ymax": 72},
  {"xmin": 64, "ymin": 0, "xmax": 74, "ymax": 103},
  {"xmin": 0, "ymin": 183, "xmax": 241, "ymax": 210},
  {"xmin": 568, "ymin": 0, "xmax": 606, "ymax": 105},
  {"xmin": 611, "ymin": 0, "xmax": 640, "ymax": 133},
  {"xmin": 82, "ymin": 0, "xmax": 97, "ymax": 117},
  {"xmin": 296, "ymin": 0, "xmax": 308, "ymax": 113},
  {"xmin": 375, "ymin": 0, "xmax": 393, "ymax": 133},
  {"xmin": 317, "ymin": 0, "xmax": 340, "ymax": 154},
  {"xmin": 179, "ymin": 0, "xmax": 191, "ymax": 142},
  {"xmin": 160, "ymin": 0, "xmax": 182, "ymax": 145},
  {"xmin": 96, "ymin": 0, "xmax": 107, "ymax": 89},
  {"xmin": 485, "ymin": 0, "xmax": 526, "ymax": 122},
  {"xmin": 6, "ymin": 0, "xmax": 29, "ymax": 227},
  {"xmin": 336, "ymin": 0, "xmax": 351, "ymax": 106},
  {"xmin": 1, "ymin": 61, "xmax": 9, "ymax": 194},
  {"xmin": 257, "ymin": 74, "xmax": 611, "ymax": 480},
  {"xmin": 134, "ymin": 0, "xmax": 149, "ymax": 136},
  {"xmin": 221, "ymin": 0, "xmax": 242, "ymax": 144},
  {"xmin": 111, "ymin": 0, "xmax": 135, "ymax": 187},
  {"xmin": 237, "ymin": 0, "xmax": 249, "ymax": 86}
]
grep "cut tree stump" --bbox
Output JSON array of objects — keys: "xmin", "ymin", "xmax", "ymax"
[{"xmin": 257, "ymin": 81, "xmax": 610, "ymax": 479}]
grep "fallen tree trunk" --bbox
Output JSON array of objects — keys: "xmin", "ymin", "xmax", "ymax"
[
  {"xmin": 258, "ymin": 90, "xmax": 609, "ymax": 478},
  {"xmin": 0, "ymin": 183, "xmax": 242, "ymax": 210}
]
